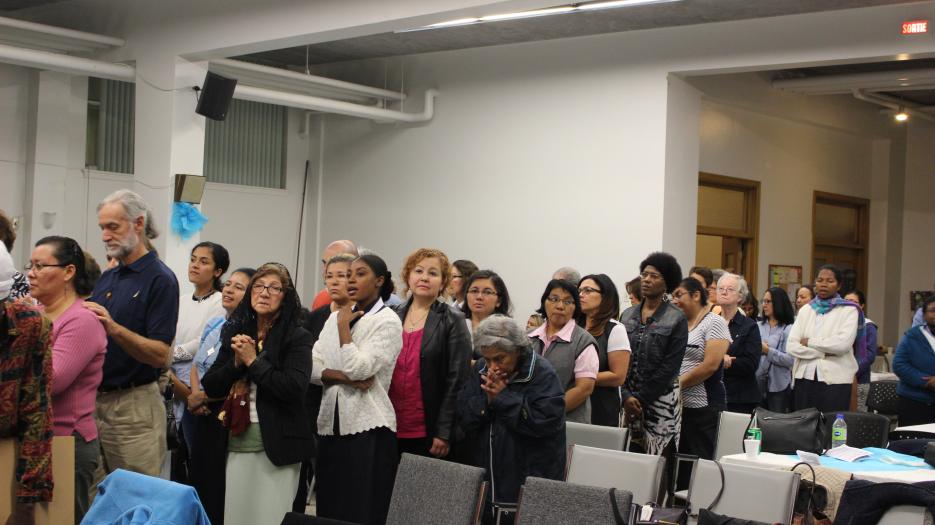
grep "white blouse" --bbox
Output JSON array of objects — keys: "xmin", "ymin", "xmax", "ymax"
[{"xmin": 311, "ymin": 299, "xmax": 403, "ymax": 436}]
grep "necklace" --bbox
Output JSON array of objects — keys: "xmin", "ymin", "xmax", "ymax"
[
  {"xmin": 406, "ymin": 308, "xmax": 429, "ymax": 332},
  {"xmin": 688, "ymin": 309, "xmax": 707, "ymax": 332}
]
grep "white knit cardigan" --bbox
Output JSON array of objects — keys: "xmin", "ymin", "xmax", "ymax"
[{"xmin": 311, "ymin": 305, "xmax": 403, "ymax": 436}]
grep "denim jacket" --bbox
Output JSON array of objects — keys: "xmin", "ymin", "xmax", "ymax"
[{"xmin": 620, "ymin": 300, "xmax": 688, "ymax": 406}]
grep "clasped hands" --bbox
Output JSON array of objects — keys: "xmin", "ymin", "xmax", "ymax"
[{"xmin": 231, "ymin": 334, "xmax": 258, "ymax": 368}]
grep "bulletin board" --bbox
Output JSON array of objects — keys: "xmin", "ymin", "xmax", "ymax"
[{"xmin": 768, "ymin": 264, "xmax": 803, "ymax": 297}]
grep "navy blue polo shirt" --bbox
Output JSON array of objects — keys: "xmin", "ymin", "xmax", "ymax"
[{"xmin": 90, "ymin": 250, "xmax": 180, "ymax": 389}]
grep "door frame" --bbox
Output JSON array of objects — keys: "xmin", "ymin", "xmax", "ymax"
[
  {"xmin": 811, "ymin": 191, "xmax": 870, "ymax": 293},
  {"xmin": 697, "ymin": 172, "xmax": 761, "ymax": 294}
]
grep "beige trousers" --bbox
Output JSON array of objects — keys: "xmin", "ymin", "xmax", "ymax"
[{"xmin": 94, "ymin": 381, "xmax": 167, "ymax": 477}]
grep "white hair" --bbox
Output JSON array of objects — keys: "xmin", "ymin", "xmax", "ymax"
[
  {"xmin": 718, "ymin": 272, "xmax": 749, "ymax": 301},
  {"xmin": 473, "ymin": 315, "xmax": 531, "ymax": 356},
  {"xmin": 98, "ymin": 189, "xmax": 158, "ymax": 240},
  {"xmin": 552, "ymin": 266, "xmax": 581, "ymax": 285}
]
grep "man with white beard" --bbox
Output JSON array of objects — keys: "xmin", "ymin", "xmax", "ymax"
[{"xmin": 84, "ymin": 189, "xmax": 180, "ymax": 477}]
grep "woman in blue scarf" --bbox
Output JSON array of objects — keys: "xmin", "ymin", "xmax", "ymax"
[{"xmin": 787, "ymin": 264, "xmax": 865, "ymax": 412}]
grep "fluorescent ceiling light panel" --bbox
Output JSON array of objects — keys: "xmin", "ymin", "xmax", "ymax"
[{"xmin": 399, "ymin": 0, "xmax": 682, "ymax": 32}]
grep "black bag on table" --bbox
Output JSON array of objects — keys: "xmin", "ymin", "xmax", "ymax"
[{"xmin": 748, "ymin": 408, "xmax": 826, "ymax": 455}]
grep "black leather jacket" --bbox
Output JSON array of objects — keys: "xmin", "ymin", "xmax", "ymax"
[
  {"xmin": 392, "ymin": 299, "xmax": 472, "ymax": 441},
  {"xmin": 620, "ymin": 300, "xmax": 688, "ymax": 406}
]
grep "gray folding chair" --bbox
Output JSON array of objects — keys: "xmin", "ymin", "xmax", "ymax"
[
  {"xmin": 879, "ymin": 505, "xmax": 929, "ymax": 525},
  {"xmin": 566, "ymin": 444, "xmax": 666, "ymax": 504},
  {"xmin": 565, "ymin": 421, "xmax": 628, "ymax": 451},
  {"xmin": 385, "ymin": 453, "xmax": 487, "ymax": 525},
  {"xmin": 686, "ymin": 459, "xmax": 799, "ymax": 524},
  {"xmin": 713, "ymin": 411, "xmax": 751, "ymax": 460},
  {"xmin": 516, "ymin": 476, "xmax": 632, "ymax": 525}
]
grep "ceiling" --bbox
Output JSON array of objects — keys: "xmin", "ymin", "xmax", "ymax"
[
  {"xmin": 0, "ymin": 0, "xmax": 70, "ymax": 12},
  {"xmin": 237, "ymin": 0, "xmax": 927, "ymax": 68},
  {"xmin": 773, "ymin": 58, "xmax": 935, "ymax": 106}
]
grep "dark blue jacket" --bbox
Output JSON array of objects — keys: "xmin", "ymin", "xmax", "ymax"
[
  {"xmin": 834, "ymin": 479, "xmax": 935, "ymax": 525},
  {"xmin": 457, "ymin": 351, "xmax": 566, "ymax": 505},
  {"xmin": 894, "ymin": 325, "xmax": 935, "ymax": 405}
]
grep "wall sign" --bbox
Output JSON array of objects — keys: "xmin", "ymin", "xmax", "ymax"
[{"xmin": 902, "ymin": 20, "xmax": 929, "ymax": 34}]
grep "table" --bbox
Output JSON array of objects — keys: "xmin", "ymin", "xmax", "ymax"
[
  {"xmin": 896, "ymin": 423, "xmax": 935, "ymax": 434},
  {"xmin": 721, "ymin": 449, "xmax": 935, "ymax": 483}
]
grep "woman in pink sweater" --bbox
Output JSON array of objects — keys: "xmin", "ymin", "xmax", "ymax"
[{"xmin": 27, "ymin": 236, "xmax": 106, "ymax": 525}]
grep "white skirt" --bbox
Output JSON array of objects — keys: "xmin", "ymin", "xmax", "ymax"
[{"xmin": 224, "ymin": 451, "xmax": 301, "ymax": 525}]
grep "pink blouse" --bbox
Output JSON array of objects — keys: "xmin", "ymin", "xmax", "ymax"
[
  {"xmin": 51, "ymin": 299, "xmax": 106, "ymax": 440},
  {"xmin": 388, "ymin": 329, "xmax": 427, "ymax": 439}
]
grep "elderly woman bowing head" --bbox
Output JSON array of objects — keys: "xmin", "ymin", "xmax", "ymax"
[{"xmin": 458, "ymin": 315, "xmax": 565, "ymax": 524}]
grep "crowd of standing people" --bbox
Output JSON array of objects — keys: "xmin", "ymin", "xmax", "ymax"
[{"xmin": 0, "ymin": 188, "xmax": 932, "ymax": 525}]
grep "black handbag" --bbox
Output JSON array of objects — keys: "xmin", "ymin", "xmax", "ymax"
[
  {"xmin": 748, "ymin": 408, "xmax": 826, "ymax": 454},
  {"xmin": 695, "ymin": 461, "xmax": 771, "ymax": 525}
]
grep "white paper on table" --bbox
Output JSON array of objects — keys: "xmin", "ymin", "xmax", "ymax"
[
  {"xmin": 796, "ymin": 450, "xmax": 822, "ymax": 465},
  {"xmin": 825, "ymin": 445, "xmax": 872, "ymax": 463}
]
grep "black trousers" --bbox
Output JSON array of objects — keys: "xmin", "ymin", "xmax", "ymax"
[
  {"xmin": 764, "ymin": 388, "xmax": 793, "ymax": 413},
  {"xmin": 677, "ymin": 406, "xmax": 720, "ymax": 490},
  {"xmin": 898, "ymin": 395, "xmax": 935, "ymax": 427},
  {"xmin": 794, "ymin": 378, "xmax": 851, "ymax": 413},
  {"xmin": 316, "ymin": 427, "xmax": 398, "ymax": 525},
  {"xmin": 183, "ymin": 401, "xmax": 228, "ymax": 525},
  {"xmin": 398, "ymin": 436, "xmax": 432, "ymax": 459}
]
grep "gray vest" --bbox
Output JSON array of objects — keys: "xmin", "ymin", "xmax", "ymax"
[{"xmin": 530, "ymin": 324, "xmax": 598, "ymax": 424}]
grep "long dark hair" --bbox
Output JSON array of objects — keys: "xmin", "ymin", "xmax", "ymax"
[
  {"xmin": 35, "ymin": 236, "xmax": 93, "ymax": 296},
  {"xmin": 192, "ymin": 241, "xmax": 230, "ymax": 292},
  {"xmin": 762, "ymin": 287, "xmax": 795, "ymax": 326},
  {"xmin": 578, "ymin": 273, "xmax": 620, "ymax": 337},
  {"xmin": 461, "ymin": 270, "xmax": 513, "ymax": 319},
  {"xmin": 221, "ymin": 262, "xmax": 302, "ymax": 355},
  {"xmin": 537, "ymin": 278, "xmax": 584, "ymax": 326}
]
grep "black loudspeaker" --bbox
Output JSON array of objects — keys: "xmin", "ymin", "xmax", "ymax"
[{"xmin": 195, "ymin": 72, "xmax": 237, "ymax": 121}]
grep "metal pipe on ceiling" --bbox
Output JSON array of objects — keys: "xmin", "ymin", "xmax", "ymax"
[
  {"xmin": 852, "ymin": 89, "xmax": 935, "ymax": 124},
  {"xmin": 210, "ymin": 58, "xmax": 406, "ymax": 102},
  {"xmin": 773, "ymin": 68, "xmax": 935, "ymax": 95},
  {"xmin": 0, "ymin": 15, "xmax": 126, "ymax": 48},
  {"xmin": 0, "ymin": 43, "xmax": 435, "ymax": 123}
]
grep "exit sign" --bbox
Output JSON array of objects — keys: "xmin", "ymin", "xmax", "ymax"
[{"xmin": 902, "ymin": 20, "xmax": 929, "ymax": 34}]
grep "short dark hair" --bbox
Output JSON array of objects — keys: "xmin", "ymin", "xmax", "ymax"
[
  {"xmin": 192, "ymin": 241, "xmax": 231, "ymax": 292},
  {"xmin": 689, "ymin": 266, "xmax": 714, "ymax": 288},
  {"xmin": 231, "ymin": 267, "xmax": 256, "ymax": 281},
  {"xmin": 763, "ymin": 287, "xmax": 795, "ymax": 326},
  {"xmin": 800, "ymin": 284, "xmax": 815, "ymax": 298},
  {"xmin": 83, "ymin": 252, "xmax": 102, "ymax": 294},
  {"xmin": 845, "ymin": 289, "xmax": 866, "ymax": 307},
  {"xmin": 452, "ymin": 260, "xmax": 478, "ymax": 280},
  {"xmin": 817, "ymin": 264, "xmax": 843, "ymax": 284},
  {"xmin": 640, "ymin": 252, "xmax": 683, "ymax": 293},
  {"xmin": 537, "ymin": 279, "xmax": 583, "ymax": 325},
  {"xmin": 677, "ymin": 277, "xmax": 708, "ymax": 307},
  {"xmin": 924, "ymin": 295, "xmax": 935, "ymax": 312},
  {"xmin": 461, "ymin": 270, "xmax": 513, "ymax": 318},
  {"xmin": 625, "ymin": 276, "xmax": 642, "ymax": 302},
  {"xmin": 578, "ymin": 274, "xmax": 620, "ymax": 337},
  {"xmin": 35, "ymin": 236, "xmax": 94, "ymax": 296}
]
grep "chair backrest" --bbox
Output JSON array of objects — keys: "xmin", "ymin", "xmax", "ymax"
[
  {"xmin": 565, "ymin": 421, "xmax": 628, "ymax": 451},
  {"xmin": 868, "ymin": 381, "xmax": 899, "ymax": 415},
  {"xmin": 687, "ymin": 460, "xmax": 799, "ymax": 524},
  {"xmin": 822, "ymin": 411, "xmax": 890, "ymax": 449},
  {"xmin": 713, "ymin": 411, "xmax": 752, "ymax": 460},
  {"xmin": 385, "ymin": 453, "xmax": 487, "ymax": 525},
  {"xmin": 565, "ymin": 445, "xmax": 666, "ymax": 504},
  {"xmin": 878, "ymin": 505, "xmax": 929, "ymax": 525},
  {"xmin": 516, "ymin": 476, "xmax": 632, "ymax": 525}
]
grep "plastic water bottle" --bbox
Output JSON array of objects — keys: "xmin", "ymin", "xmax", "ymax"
[{"xmin": 832, "ymin": 413, "xmax": 848, "ymax": 448}]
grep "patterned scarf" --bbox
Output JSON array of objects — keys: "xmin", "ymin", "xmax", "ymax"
[{"xmin": 810, "ymin": 295, "xmax": 871, "ymax": 377}]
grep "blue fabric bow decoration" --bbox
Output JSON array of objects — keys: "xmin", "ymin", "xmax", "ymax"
[{"xmin": 171, "ymin": 202, "xmax": 208, "ymax": 240}]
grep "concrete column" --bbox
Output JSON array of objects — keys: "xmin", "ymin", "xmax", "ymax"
[
  {"xmin": 23, "ymin": 71, "xmax": 88, "ymax": 252},
  {"xmin": 662, "ymin": 74, "xmax": 702, "ymax": 268},
  {"xmin": 133, "ymin": 56, "xmax": 207, "ymax": 292}
]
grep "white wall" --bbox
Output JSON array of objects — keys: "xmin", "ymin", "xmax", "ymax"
[
  {"xmin": 0, "ymin": 64, "xmax": 32, "ymax": 266},
  {"xmin": 899, "ymin": 120, "xmax": 935, "ymax": 331},
  {"xmin": 313, "ymin": 47, "xmax": 675, "ymax": 316}
]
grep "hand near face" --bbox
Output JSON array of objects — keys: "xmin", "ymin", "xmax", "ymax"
[
  {"xmin": 480, "ymin": 370, "xmax": 508, "ymax": 403},
  {"xmin": 337, "ymin": 304, "xmax": 364, "ymax": 330}
]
